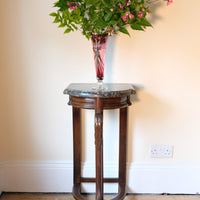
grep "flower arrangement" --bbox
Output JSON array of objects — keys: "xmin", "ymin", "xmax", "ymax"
[
  {"xmin": 50, "ymin": 0, "xmax": 173, "ymax": 39},
  {"xmin": 50, "ymin": 0, "xmax": 173, "ymax": 85}
]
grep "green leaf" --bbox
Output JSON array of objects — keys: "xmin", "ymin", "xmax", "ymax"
[
  {"xmin": 71, "ymin": 23, "xmax": 78, "ymax": 30},
  {"xmin": 53, "ymin": 1, "xmax": 60, "ymax": 7},
  {"xmin": 131, "ymin": 23, "xmax": 144, "ymax": 31},
  {"xmin": 49, "ymin": 12, "xmax": 57, "ymax": 17},
  {"xmin": 85, "ymin": 0, "xmax": 99, "ymax": 5},
  {"xmin": 54, "ymin": 0, "xmax": 68, "ymax": 10},
  {"xmin": 53, "ymin": 18, "xmax": 60, "ymax": 23},
  {"xmin": 119, "ymin": 27, "xmax": 130, "ymax": 36},
  {"xmin": 139, "ymin": 19, "xmax": 152, "ymax": 27},
  {"xmin": 58, "ymin": 23, "xmax": 66, "ymax": 28},
  {"xmin": 94, "ymin": 19, "xmax": 107, "ymax": 28},
  {"xmin": 109, "ymin": 20, "xmax": 117, "ymax": 26},
  {"xmin": 104, "ymin": 12, "xmax": 113, "ymax": 22},
  {"xmin": 91, "ymin": 16, "xmax": 98, "ymax": 23},
  {"xmin": 64, "ymin": 28, "xmax": 71, "ymax": 33},
  {"xmin": 86, "ymin": 34, "xmax": 90, "ymax": 40}
]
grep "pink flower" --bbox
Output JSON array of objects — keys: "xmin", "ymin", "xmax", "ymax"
[
  {"xmin": 110, "ymin": 8, "xmax": 114, "ymax": 11},
  {"xmin": 138, "ymin": 14, "xmax": 143, "ymax": 18},
  {"xmin": 119, "ymin": 4, "xmax": 123, "ymax": 9},
  {"xmin": 125, "ymin": 12, "xmax": 129, "ymax": 16},
  {"xmin": 122, "ymin": 16, "xmax": 127, "ymax": 22},
  {"xmin": 67, "ymin": 2, "xmax": 77, "ymax": 10},
  {"xmin": 167, "ymin": 0, "xmax": 173, "ymax": 5},
  {"xmin": 70, "ymin": 6, "xmax": 77, "ymax": 10},
  {"xmin": 122, "ymin": 16, "xmax": 128, "ymax": 23},
  {"xmin": 125, "ymin": 0, "xmax": 131, "ymax": 6},
  {"xmin": 129, "ymin": 14, "xmax": 134, "ymax": 19},
  {"xmin": 141, "ymin": 8, "xmax": 145, "ymax": 12}
]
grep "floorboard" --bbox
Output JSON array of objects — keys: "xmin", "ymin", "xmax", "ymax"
[{"xmin": 0, "ymin": 193, "xmax": 200, "ymax": 200}]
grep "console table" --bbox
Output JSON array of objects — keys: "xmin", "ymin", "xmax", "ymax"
[{"xmin": 64, "ymin": 83, "xmax": 135, "ymax": 200}]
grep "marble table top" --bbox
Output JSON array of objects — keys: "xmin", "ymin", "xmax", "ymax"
[{"xmin": 63, "ymin": 83, "xmax": 136, "ymax": 98}]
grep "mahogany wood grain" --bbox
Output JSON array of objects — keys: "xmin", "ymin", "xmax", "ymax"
[
  {"xmin": 73, "ymin": 107, "xmax": 81, "ymax": 185},
  {"xmin": 68, "ymin": 96, "xmax": 131, "ymax": 110},
  {"xmin": 94, "ymin": 98, "xmax": 104, "ymax": 200},
  {"xmin": 118, "ymin": 107, "xmax": 128, "ymax": 199},
  {"xmin": 69, "ymin": 94, "xmax": 133, "ymax": 200},
  {"xmin": 81, "ymin": 178, "xmax": 119, "ymax": 183}
]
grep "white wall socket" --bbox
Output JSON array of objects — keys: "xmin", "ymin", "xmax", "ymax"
[{"xmin": 150, "ymin": 145, "xmax": 173, "ymax": 158}]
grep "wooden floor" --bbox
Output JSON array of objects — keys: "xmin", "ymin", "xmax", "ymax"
[{"xmin": 0, "ymin": 193, "xmax": 200, "ymax": 200}]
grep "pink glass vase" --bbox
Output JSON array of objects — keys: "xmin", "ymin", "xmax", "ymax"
[{"xmin": 91, "ymin": 34, "xmax": 109, "ymax": 88}]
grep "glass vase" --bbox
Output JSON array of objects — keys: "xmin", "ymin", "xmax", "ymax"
[{"xmin": 91, "ymin": 34, "xmax": 109, "ymax": 90}]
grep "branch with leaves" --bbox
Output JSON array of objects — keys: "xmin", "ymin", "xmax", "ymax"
[{"xmin": 50, "ymin": 0, "xmax": 173, "ymax": 39}]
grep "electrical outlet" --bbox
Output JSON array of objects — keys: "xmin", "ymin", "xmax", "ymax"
[{"xmin": 150, "ymin": 145, "xmax": 173, "ymax": 158}]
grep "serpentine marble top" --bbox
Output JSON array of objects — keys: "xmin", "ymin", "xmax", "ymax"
[{"xmin": 63, "ymin": 83, "xmax": 136, "ymax": 98}]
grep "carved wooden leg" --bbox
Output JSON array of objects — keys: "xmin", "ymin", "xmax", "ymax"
[
  {"xmin": 109, "ymin": 107, "xmax": 128, "ymax": 200},
  {"xmin": 95, "ymin": 98, "xmax": 104, "ymax": 200},
  {"xmin": 72, "ymin": 107, "xmax": 84, "ymax": 200},
  {"xmin": 118, "ymin": 107, "xmax": 128, "ymax": 198}
]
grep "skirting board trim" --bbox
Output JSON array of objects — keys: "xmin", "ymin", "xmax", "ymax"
[{"xmin": 0, "ymin": 161, "xmax": 200, "ymax": 194}]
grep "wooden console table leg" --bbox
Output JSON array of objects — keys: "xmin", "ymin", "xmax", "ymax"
[
  {"xmin": 95, "ymin": 98, "xmax": 104, "ymax": 200},
  {"xmin": 118, "ymin": 107, "xmax": 128, "ymax": 198},
  {"xmin": 72, "ymin": 107, "xmax": 83, "ymax": 199}
]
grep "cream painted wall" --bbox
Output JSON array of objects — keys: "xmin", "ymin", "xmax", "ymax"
[{"xmin": 0, "ymin": 0, "xmax": 200, "ymax": 167}]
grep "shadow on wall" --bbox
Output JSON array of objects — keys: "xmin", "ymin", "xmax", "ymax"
[
  {"xmin": 105, "ymin": 35, "xmax": 116, "ymax": 83},
  {"xmin": 78, "ymin": 83, "xmax": 173, "ymax": 165},
  {"xmin": 127, "ymin": 84, "xmax": 173, "ymax": 162},
  {"xmin": 148, "ymin": 1, "xmax": 164, "ymax": 24},
  {"xmin": 131, "ymin": 84, "xmax": 172, "ymax": 121}
]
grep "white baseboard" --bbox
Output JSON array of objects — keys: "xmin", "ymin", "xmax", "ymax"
[
  {"xmin": 127, "ymin": 163, "xmax": 200, "ymax": 194},
  {"xmin": 0, "ymin": 161, "xmax": 73, "ymax": 193},
  {"xmin": 0, "ymin": 161, "xmax": 200, "ymax": 194}
]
